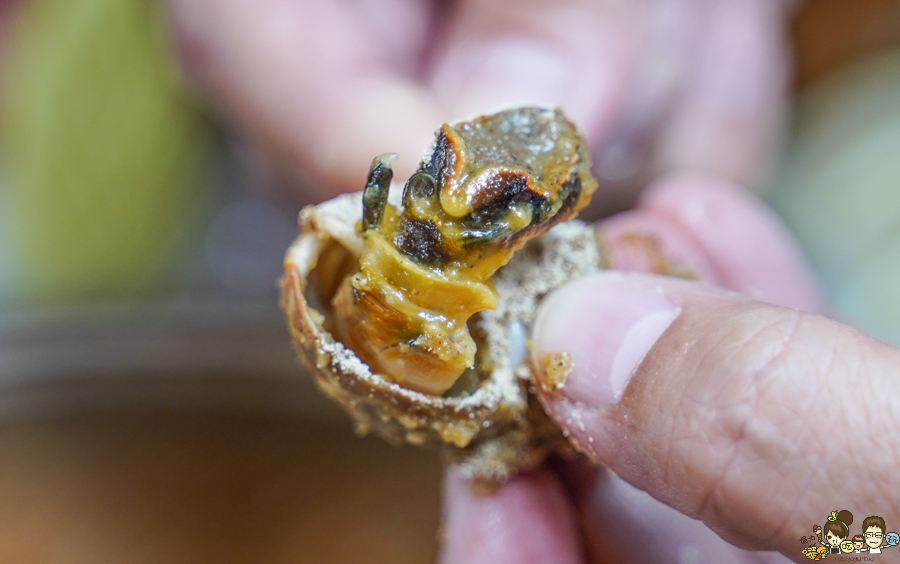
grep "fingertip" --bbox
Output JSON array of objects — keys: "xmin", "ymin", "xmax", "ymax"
[
  {"xmin": 533, "ymin": 273, "xmax": 680, "ymax": 414},
  {"xmin": 439, "ymin": 469, "xmax": 583, "ymax": 564},
  {"xmin": 529, "ymin": 266, "xmax": 891, "ymax": 556},
  {"xmin": 597, "ymin": 209, "xmax": 721, "ymax": 283},
  {"xmin": 639, "ymin": 173, "xmax": 825, "ymax": 312},
  {"xmin": 166, "ymin": 0, "xmax": 444, "ymax": 203},
  {"xmin": 426, "ymin": 0, "xmax": 637, "ymax": 140},
  {"xmin": 307, "ymin": 77, "xmax": 442, "ymax": 199}
]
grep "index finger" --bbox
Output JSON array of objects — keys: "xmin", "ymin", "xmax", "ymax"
[{"xmin": 169, "ymin": 0, "xmax": 442, "ymax": 201}]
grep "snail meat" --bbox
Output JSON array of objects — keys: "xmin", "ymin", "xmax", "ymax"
[{"xmin": 281, "ymin": 107, "xmax": 601, "ymax": 480}]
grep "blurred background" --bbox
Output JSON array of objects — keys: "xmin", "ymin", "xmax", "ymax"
[{"xmin": 0, "ymin": 0, "xmax": 898, "ymax": 562}]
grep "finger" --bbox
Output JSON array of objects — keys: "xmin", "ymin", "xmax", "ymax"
[
  {"xmin": 597, "ymin": 192, "xmax": 723, "ymax": 285},
  {"xmin": 168, "ymin": 0, "xmax": 442, "ymax": 201},
  {"xmin": 531, "ymin": 271, "xmax": 900, "ymax": 557},
  {"xmin": 654, "ymin": 0, "xmax": 790, "ymax": 190},
  {"xmin": 437, "ymin": 469, "xmax": 584, "ymax": 564},
  {"xmin": 598, "ymin": 173, "xmax": 824, "ymax": 312},
  {"xmin": 573, "ymin": 176, "xmax": 809, "ymax": 563},
  {"xmin": 440, "ymin": 177, "xmax": 813, "ymax": 564},
  {"xmin": 580, "ymin": 468, "xmax": 791, "ymax": 564},
  {"xmin": 427, "ymin": 0, "xmax": 643, "ymax": 145}
]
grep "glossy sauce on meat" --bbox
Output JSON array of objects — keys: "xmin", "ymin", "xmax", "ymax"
[{"xmin": 330, "ymin": 108, "xmax": 597, "ymax": 395}]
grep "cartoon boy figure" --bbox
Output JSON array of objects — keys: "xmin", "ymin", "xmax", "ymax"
[
  {"xmin": 852, "ymin": 534, "xmax": 867, "ymax": 553},
  {"xmin": 863, "ymin": 515, "xmax": 889, "ymax": 554}
]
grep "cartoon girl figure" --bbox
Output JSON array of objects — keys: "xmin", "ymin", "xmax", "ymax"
[
  {"xmin": 852, "ymin": 534, "xmax": 868, "ymax": 553},
  {"xmin": 821, "ymin": 510, "xmax": 853, "ymax": 555}
]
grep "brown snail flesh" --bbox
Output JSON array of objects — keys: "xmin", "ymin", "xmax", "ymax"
[{"xmin": 281, "ymin": 107, "xmax": 601, "ymax": 480}]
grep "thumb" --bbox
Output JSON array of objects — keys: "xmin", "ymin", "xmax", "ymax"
[{"xmin": 531, "ymin": 272, "xmax": 900, "ymax": 556}]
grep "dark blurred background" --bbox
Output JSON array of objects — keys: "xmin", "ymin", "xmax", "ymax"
[{"xmin": 0, "ymin": 1, "xmax": 898, "ymax": 562}]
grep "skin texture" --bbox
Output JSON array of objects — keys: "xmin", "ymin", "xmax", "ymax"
[
  {"xmin": 441, "ymin": 175, "xmax": 900, "ymax": 563},
  {"xmin": 167, "ymin": 0, "xmax": 790, "ymax": 214},
  {"xmin": 166, "ymin": 1, "xmax": 900, "ymax": 562}
]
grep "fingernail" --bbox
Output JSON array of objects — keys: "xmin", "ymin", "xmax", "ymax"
[
  {"xmin": 432, "ymin": 40, "xmax": 571, "ymax": 117},
  {"xmin": 532, "ymin": 272, "xmax": 680, "ymax": 407}
]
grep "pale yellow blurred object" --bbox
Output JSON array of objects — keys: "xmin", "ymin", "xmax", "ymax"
[{"xmin": 1, "ymin": 0, "xmax": 211, "ymax": 302}]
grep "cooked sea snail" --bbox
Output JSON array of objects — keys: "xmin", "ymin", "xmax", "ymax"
[{"xmin": 282, "ymin": 107, "xmax": 601, "ymax": 480}]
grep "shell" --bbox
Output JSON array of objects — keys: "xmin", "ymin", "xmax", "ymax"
[
  {"xmin": 280, "ymin": 108, "xmax": 602, "ymax": 480},
  {"xmin": 281, "ymin": 193, "xmax": 601, "ymax": 480}
]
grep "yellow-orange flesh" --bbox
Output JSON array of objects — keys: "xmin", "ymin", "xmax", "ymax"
[{"xmin": 331, "ymin": 108, "xmax": 597, "ymax": 395}]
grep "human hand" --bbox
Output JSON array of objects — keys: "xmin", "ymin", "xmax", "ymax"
[
  {"xmin": 439, "ymin": 174, "xmax": 899, "ymax": 564},
  {"xmin": 168, "ymin": 0, "xmax": 790, "ymax": 210}
]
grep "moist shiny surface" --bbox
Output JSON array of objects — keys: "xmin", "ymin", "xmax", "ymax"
[{"xmin": 331, "ymin": 108, "xmax": 597, "ymax": 395}]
